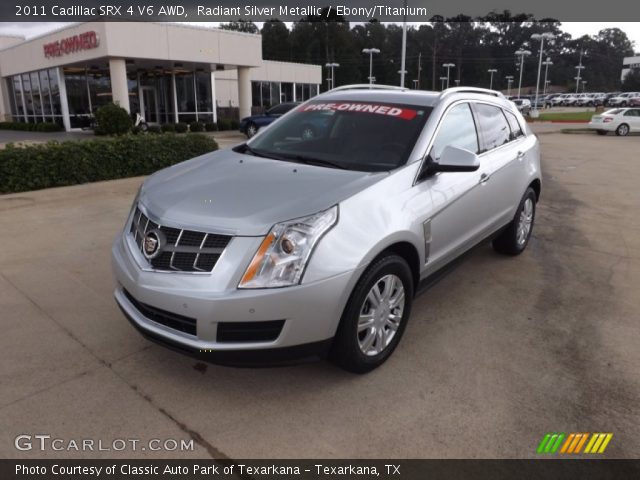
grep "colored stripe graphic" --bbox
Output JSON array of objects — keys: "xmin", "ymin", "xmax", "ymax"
[
  {"xmin": 584, "ymin": 433, "xmax": 613, "ymax": 454},
  {"xmin": 537, "ymin": 433, "xmax": 565, "ymax": 454},
  {"xmin": 539, "ymin": 433, "xmax": 613, "ymax": 454}
]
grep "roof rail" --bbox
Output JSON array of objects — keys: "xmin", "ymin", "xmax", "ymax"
[
  {"xmin": 439, "ymin": 87, "xmax": 505, "ymax": 99},
  {"xmin": 328, "ymin": 84, "xmax": 408, "ymax": 93}
]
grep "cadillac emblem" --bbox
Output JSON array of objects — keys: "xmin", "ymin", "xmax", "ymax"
[{"xmin": 142, "ymin": 229, "xmax": 164, "ymax": 260}]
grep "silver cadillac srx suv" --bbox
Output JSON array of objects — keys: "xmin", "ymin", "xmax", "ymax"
[{"xmin": 112, "ymin": 85, "xmax": 541, "ymax": 373}]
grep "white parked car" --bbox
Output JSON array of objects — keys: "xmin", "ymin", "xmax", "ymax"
[
  {"xmin": 607, "ymin": 92, "xmax": 640, "ymax": 107},
  {"xmin": 588, "ymin": 108, "xmax": 640, "ymax": 136},
  {"xmin": 550, "ymin": 94, "xmax": 571, "ymax": 106}
]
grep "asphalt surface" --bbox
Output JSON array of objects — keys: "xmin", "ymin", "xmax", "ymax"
[{"xmin": 1, "ymin": 126, "xmax": 638, "ymax": 459}]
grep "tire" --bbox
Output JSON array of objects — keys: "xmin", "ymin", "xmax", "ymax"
[
  {"xmin": 246, "ymin": 122, "xmax": 258, "ymax": 138},
  {"xmin": 622, "ymin": 101, "xmax": 628, "ymax": 107},
  {"xmin": 616, "ymin": 123, "xmax": 630, "ymax": 136},
  {"xmin": 597, "ymin": 130, "xmax": 608, "ymax": 136},
  {"xmin": 330, "ymin": 254, "xmax": 414, "ymax": 373},
  {"xmin": 492, "ymin": 188, "xmax": 537, "ymax": 256}
]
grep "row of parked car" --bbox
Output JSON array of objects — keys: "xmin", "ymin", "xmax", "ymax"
[{"xmin": 508, "ymin": 92, "xmax": 640, "ymax": 114}]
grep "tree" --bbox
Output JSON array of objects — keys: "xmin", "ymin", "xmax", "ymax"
[
  {"xmin": 219, "ymin": 20, "xmax": 259, "ymax": 34},
  {"xmin": 261, "ymin": 20, "xmax": 291, "ymax": 61}
]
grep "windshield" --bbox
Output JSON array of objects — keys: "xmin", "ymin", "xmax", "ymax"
[{"xmin": 244, "ymin": 100, "xmax": 432, "ymax": 172}]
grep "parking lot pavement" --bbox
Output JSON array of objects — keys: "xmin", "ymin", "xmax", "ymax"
[{"xmin": 1, "ymin": 132, "xmax": 639, "ymax": 459}]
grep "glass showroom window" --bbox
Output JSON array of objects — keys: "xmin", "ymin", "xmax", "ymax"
[
  {"xmin": 281, "ymin": 82, "xmax": 294, "ymax": 103},
  {"xmin": 64, "ymin": 68, "xmax": 92, "ymax": 128},
  {"xmin": 30, "ymin": 72, "xmax": 43, "ymax": 120},
  {"xmin": 8, "ymin": 69, "xmax": 63, "ymax": 125},
  {"xmin": 22, "ymin": 74, "xmax": 33, "ymax": 117},
  {"xmin": 195, "ymin": 71, "xmax": 213, "ymax": 123},
  {"xmin": 175, "ymin": 71, "xmax": 196, "ymax": 123},
  {"xmin": 87, "ymin": 68, "xmax": 112, "ymax": 111},
  {"xmin": 251, "ymin": 81, "xmax": 262, "ymax": 107}
]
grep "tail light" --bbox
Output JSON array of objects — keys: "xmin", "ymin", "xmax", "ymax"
[{"xmin": 603, "ymin": 117, "xmax": 614, "ymax": 123}]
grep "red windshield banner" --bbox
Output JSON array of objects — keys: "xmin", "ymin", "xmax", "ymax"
[{"xmin": 300, "ymin": 102, "xmax": 418, "ymax": 120}]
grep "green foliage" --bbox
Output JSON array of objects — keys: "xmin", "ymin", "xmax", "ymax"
[
  {"xmin": 219, "ymin": 19, "xmax": 259, "ymax": 34},
  {"xmin": 161, "ymin": 123, "xmax": 176, "ymax": 133},
  {"xmin": 0, "ymin": 134, "xmax": 218, "ymax": 194},
  {"xmin": 0, "ymin": 121, "xmax": 63, "ymax": 132},
  {"xmin": 175, "ymin": 122, "xmax": 188, "ymax": 133},
  {"xmin": 189, "ymin": 121, "xmax": 205, "ymax": 132},
  {"xmin": 230, "ymin": 119, "xmax": 240, "ymax": 130},
  {"xmin": 204, "ymin": 122, "xmax": 218, "ymax": 132},
  {"xmin": 94, "ymin": 102, "xmax": 133, "ymax": 135},
  {"xmin": 147, "ymin": 125, "xmax": 162, "ymax": 134},
  {"xmin": 217, "ymin": 118, "xmax": 232, "ymax": 131}
]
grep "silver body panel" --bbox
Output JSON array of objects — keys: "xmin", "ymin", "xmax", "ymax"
[{"xmin": 112, "ymin": 87, "xmax": 541, "ymax": 354}]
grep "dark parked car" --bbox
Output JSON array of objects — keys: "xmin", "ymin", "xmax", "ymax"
[{"xmin": 239, "ymin": 102, "xmax": 300, "ymax": 138}]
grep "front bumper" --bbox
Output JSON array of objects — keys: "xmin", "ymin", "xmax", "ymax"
[{"xmin": 112, "ymin": 233, "xmax": 361, "ymax": 365}]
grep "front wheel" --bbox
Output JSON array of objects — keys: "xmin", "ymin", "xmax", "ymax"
[
  {"xmin": 492, "ymin": 188, "xmax": 537, "ymax": 256},
  {"xmin": 330, "ymin": 254, "xmax": 414, "ymax": 373}
]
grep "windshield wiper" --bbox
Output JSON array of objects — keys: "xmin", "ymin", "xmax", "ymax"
[
  {"xmin": 276, "ymin": 153, "xmax": 348, "ymax": 170},
  {"xmin": 234, "ymin": 143, "xmax": 282, "ymax": 160}
]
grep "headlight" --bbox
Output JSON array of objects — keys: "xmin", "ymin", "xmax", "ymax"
[
  {"xmin": 238, "ymin": 206, "xmax": 338, "ymax": 289},
  {"xmin": 124, "ymin": 184, "xmax": 143, "ymax": 231}
]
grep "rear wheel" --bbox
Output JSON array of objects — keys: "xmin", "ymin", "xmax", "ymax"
[
  {"xmin": 330, "ymin": 254, "xmax": 413, "ymax": 373},
  {"xmin": 616, "ymin": 123, "xmax": 630, "ymax": 136},
  {"xmin": 492, "ymin": 188, "xmax": 536, "ymax": 256}
]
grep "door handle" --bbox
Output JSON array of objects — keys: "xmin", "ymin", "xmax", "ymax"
[
  {"xmin": 516, "ymin": 151, "xmax": 525, "ymax": 160},
  {"xmin": 480, "ymin": 172, "xmax": 490, "ymax": 184}
]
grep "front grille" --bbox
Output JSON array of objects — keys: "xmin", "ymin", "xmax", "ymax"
[
  {"xmin": 217, "ymin": 320, "xmax": 285, "ymax": 343},
  {"xmin": 124, "ymin": 289, "xmax": 197, "ymax": 336},
  {"xmin": 129, "ymin": 206, "xmax": 231, "ymax": 272}
]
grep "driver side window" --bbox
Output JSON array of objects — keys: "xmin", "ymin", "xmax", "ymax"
[{"xmin": 430, "ymin": 103, "xmax": 479, "ymax": 161}]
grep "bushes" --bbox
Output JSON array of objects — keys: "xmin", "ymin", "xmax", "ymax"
[
  {"xmin": 0, "ymin": 121, "xmax": 63, "ymax": 132},
  {"xmin": 217, "ymin": 118, "xmax": 232, "ymax": 131},
  {"xmin": 147, "ymin": 125, "xmax": 162, "ymax": 134},
  {"xmin": 189, "ymin": 121, "xmax": 205, "ymax": 132},
  {"xmin": 161, "ymin": 123, "xmax": 175, "ymax": 133},
  {"xmin": 94, "ymin": 103, "xmax": 132, "ymax": 135},
  {"xmin": 205, "ymin": 122, "xmax": 217, "ymax": 132},
  {"xmin": 175, "ymin": 122, "xmax": 188, "ymax": 133},
  {"xmin": 0, "ymin": 133, "xmax": 218, "ymax": 194}
]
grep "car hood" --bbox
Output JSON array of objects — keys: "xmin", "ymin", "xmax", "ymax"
[{"xmin": 139, "ymin": 149, "xmax": 386, "ymax": 236}]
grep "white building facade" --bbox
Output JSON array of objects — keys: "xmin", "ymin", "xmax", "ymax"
[
  {"xmin": 621, "ymin": 55, "xmax": 640, "ymax": 81},
  {"xmin": 0, "ymin": 22, "xmax": 321, "ymax": 130}
]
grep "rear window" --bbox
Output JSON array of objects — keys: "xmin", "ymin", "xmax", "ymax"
[{"xmin": 248, "ymin": 100, "xmax": 432, "ymax": 172}]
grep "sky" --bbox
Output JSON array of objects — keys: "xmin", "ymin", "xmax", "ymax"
[{"xmin": 0, "ymin": 22, "xmax": 639, "ymax": 52}]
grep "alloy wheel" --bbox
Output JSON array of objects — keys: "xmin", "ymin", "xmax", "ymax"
[
  {"xmin": 517, "ymin": 198, "xmax": 534, "ymax": 246},
  {"xmin": 357, "ymin": 274, "xmax": 405, "ymax": 356}
]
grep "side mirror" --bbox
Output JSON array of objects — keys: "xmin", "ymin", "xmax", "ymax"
[{"xmin": 432, "ymin": 145, "xmax": 480, "ymax": 173}]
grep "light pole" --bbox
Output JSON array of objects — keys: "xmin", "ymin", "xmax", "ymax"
[
  {"xmin": 505, "ymin": 75, "xmax": 514, "ymax": 96},
  {"xmin": 454, "ymin": 79, "xmax": 460, "ymax": 86},
  {"xmin": 325, "ymin": 62, "xmax": 339, "ymax": 90},
  {"xmin": 575, "ymin": 49, "xmax": 585, "ymax": 93},
  {"xmin": 412, "ymin": 79, "xmax": 418, "ymax": 89},
  {"xmin": 515, "ymin": 49, "xmax": 531, "ymax": 99},
  {"xmin": 443, "ymin": 63, "xmax": 455, "ymax": 89},
  {"xmin": 399, "ymin": 0, "xmax": 408, "ymax": 87},
  {"xmin": 542, "ymin": 57, "xmax": 553, "ymax": 96},
  {"xmin": 439, "ymin": 76, "xmax": 447, "ymax": 91},
  {"xmin": 487, "ymin": 68, "xmax": 497, "ymax": 90},
  {"xmin": 582, "ymin": 80, "xmax": 587, "ymax": 93},
  {"xmin": 362, "ymin": 48, "xmax": 380, "ymax": 86},
  {"xmin": 531, "ymin": 32, "xmax": 554, "ymax": 117}
]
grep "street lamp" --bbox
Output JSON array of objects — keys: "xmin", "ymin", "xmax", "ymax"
[
  {"xmin": 362, "ymin": 48, "xmax": 380, "ymax": 86},
  {"xmin": 505, "ymin": 75, "xmax": 514, "ymax": 96},
  {"xmin": 487, "ymin": 68, "xmax": 497, "ymax": 90},
  {"xmin": 515, "ymin": 49, "xmax": 531, "ymax": 99},
  {"xmin": 412, "ymin": 79, "xmax": 419, "ymax": 89},
  {"xmin": 325, "ymin": 62, "xmax": 340, "ymax": 90},
  {"xmin": 542, "ymin": 57, "xmax": 553, "ymax": 96},
  {"xmin": 531, "ymin": 32, "xmax": 554, "ymax": 117},
  {"xmin": 582, "ymin": 80, "xmax": 587, "ymax": 93},
  {"xmin": 442, "ymin": 63, "xmax": 455, "ymax": 89},
  {"xmin": 439, "ymin": 76, "xmax": 447, "ymax": 91},
  {"xmin": 575, "ymin": 49, "xmax": 585, "ymax": 93},
  {"xmin": 454, "ymin": 79, "xmax": 460, "ymax": 86}
]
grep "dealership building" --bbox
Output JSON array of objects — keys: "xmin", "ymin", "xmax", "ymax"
[
  {"xmin": 0, "ymin": 22, "xmax": 322, "ymax": 130},
  {"xmin": 621, "ymin": 55, "xmax": 640, "ymax": 81}
]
